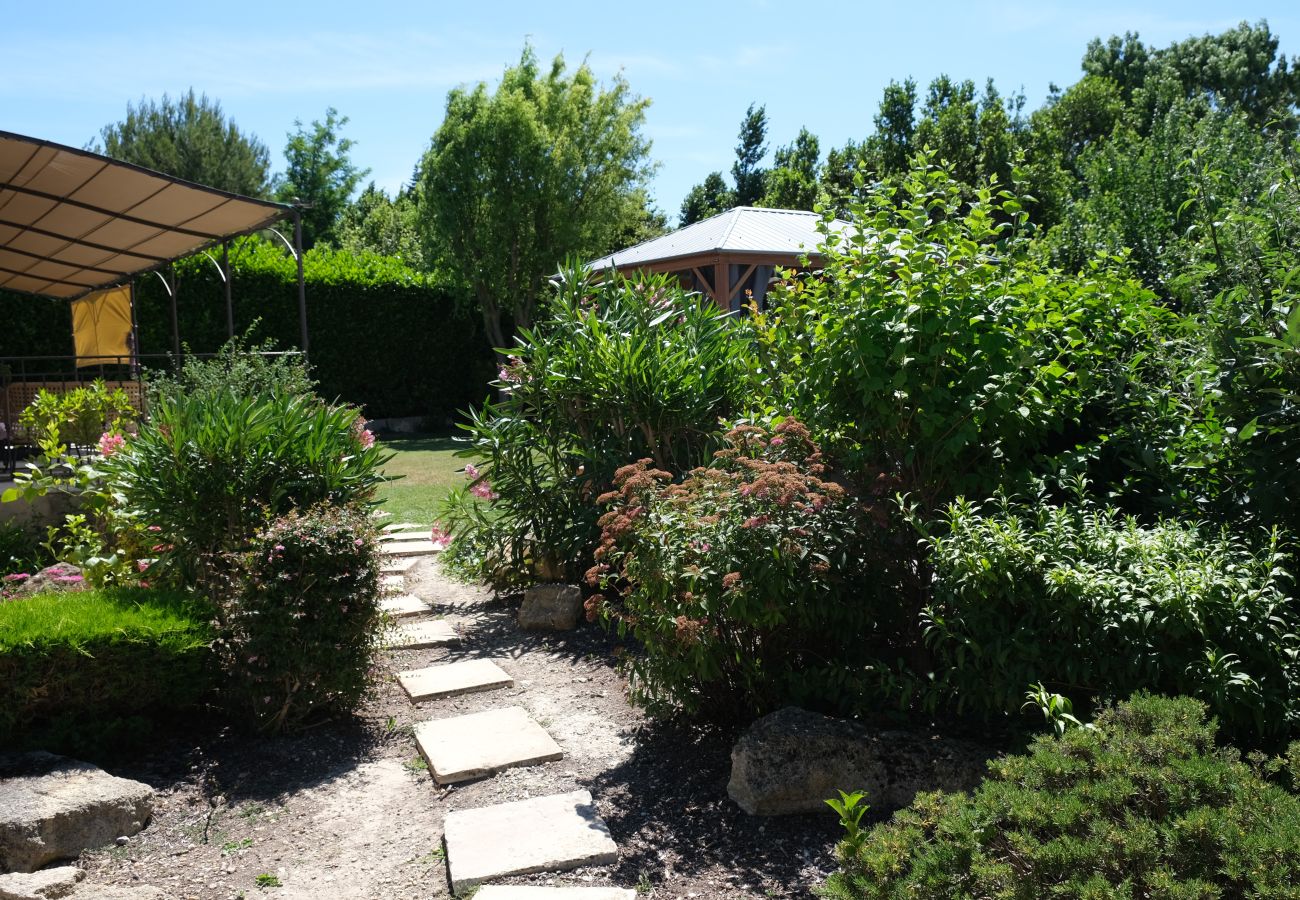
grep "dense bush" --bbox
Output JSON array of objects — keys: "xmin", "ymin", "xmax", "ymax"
[
  {"xmin": 16, "ymin": 381, "xmax": 137, "ymax": 449},
  {"xmin": 922, "ymin": 495, "xmax": 1299, "ymax": 740},
  {"xmin": 0, "ymin": 587, "xmax": 215, "ymax": 752},
  {"xmin": 589, "ymin": 420, "xmax": 885, "ymax": 719},
  {"xmin": 216, "ymin": 504, "xmax": 381, "ymax": 732},
  {"xmin": 147, "ymin": 329, "xmax": 317, "ymax": 405},
  {"xmin": 823, "ymin": 694, "xmax": 1300, "ymax": 899},
  {"xmin": 103, "ymin": 388, "xmax": 388, "ymax": 590},
  {"xmin": 443, "ymin": 264, "xmax": 752, "ymax": 588}
]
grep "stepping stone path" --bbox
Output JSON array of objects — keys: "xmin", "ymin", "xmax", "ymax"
[
  {"xmin": 399, "ymin": 658, "xmax": 514, "ymax": 701},
  {"xmin": 415, "ymin": 706, "xmax": 563, "ymax": 784},
  {"xmin": 375, "ymin": 524, "xmax": 627, "ymax": 896}
]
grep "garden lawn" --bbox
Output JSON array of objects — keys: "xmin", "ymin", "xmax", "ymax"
[{"xmin": 375, "ymin": 434, "xmax": 466, "ymax": 525}]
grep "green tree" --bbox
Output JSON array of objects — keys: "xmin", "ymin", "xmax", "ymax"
[
  {"xmin": 869, "ymin": 78, "xmax": 917, "ymax": 176},
  {"xmin": 334, "ymin": 182, "xmax": 424, "ymax": 267},
  {"xmin": 679, "ymin": 172, "xmax": 735, "ymax": 225},
  {"xmin": 94, "ymin": 90, "xmax": 271, "ymax": 197},
  {"xmin": 732, "ymin": 102, "xmax": 769, "ymax": 205},
  {"xmin": 761, "ymin": 127, "xmax": 821, "ymax": 210},
  {"xmin": 417, "ymin": 45, "xmax": 655, "ymax": 349},
  {"xmin": 275, "ymin": 108, "xmax": 369, "ymax": 249}
]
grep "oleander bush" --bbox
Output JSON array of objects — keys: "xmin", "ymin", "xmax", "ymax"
[
  {"xmin": 0, "ymin": 587, "xmax": 215, "ymax": 752},
  {"xmin": 588, "ymin": 419, "xmax": 889, "ymax": 719},
  {"xmin": 822, "ymin": 694, "xmax": 1300, "ymax": 899},
  {"xmin": 922, "ymin": 495, "xmax": 1300, "ymax": 740},
  {"xmin": 442, "ymin": 262, "xmax": 752, "ymax": 588},
  {"xmin": 216, "ymin": 503, "xmax": 381, "ymax": 732}
]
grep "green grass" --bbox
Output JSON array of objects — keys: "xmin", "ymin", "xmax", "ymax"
[
  {"xmin": 375, "ymin": 433, "xmax": 468, "ymax": 525},
  {"xmin": 0, "ymin": 587, "xmax": 209, "ymax": 649}
]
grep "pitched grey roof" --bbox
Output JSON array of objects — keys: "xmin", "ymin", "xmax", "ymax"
[{"xmin": 588, "ymin": 206, "xmax": 850, "ymax": 270}]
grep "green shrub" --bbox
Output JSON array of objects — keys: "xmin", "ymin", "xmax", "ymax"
[
  {"xmin": 0, "ymin": 587, "xmax": 215, "ymax": 751},
  {"xmin": 589, "ymin": 419, "xmax": 884, "ymax": 719},
  {"xmin": 822, "ymin": 694, "xmax": 1300, "ymax": 899},
  {"xmin": 0, "ymin": 522, "xmax": 48, "ymax": 579},
  {"xmin": 103, "ymin": 389, "xmax": 388, "ymax": 591},
  {"xmin": 442, "ymin": 263, "xmax": 752, "ymax": 588},
  {"xmin": 216, "ymin": 504, "xmax": 381, "ymax": 732},
  {"xmin": 923, "ymin": 496, "xmax": 1299, "ymax": 740},
  {"xmin": 147, "ymin": 328, "xmax": 317, "ymax": 405},
  {"xmin": 18, "ymin": 380, "xmax": 137, "ymax": 450}
]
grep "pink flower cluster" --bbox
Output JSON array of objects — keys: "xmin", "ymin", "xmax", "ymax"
[
  {"xmin": 2, "ymin": 573, "xmax": 29, "ymax": 582},
  {"xmin": 497, "ymin": 355, "xmax": 529, "ymax": 387},
  {"xmin": 464, "ymin": 463, "xmax": 497, "ymax": 500},
  {"xmin": 352, "ymin": 416, "xmax": 375, "ymax": 450},
  {"xmin": 430, "ymin": 523, "xmax": 452, "ymax": 551},
  {"xmin": 98, "ymin": 432, "xmax": 126, "ymax": 457}
]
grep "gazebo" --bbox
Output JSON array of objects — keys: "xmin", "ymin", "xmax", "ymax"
[
  {"xmin": 0, "ymin": 130, "xmax": 307, "ymax": 471},
  {"xmin": 587, "ymin": 206, "xmax": 850, "ymax": 311}
]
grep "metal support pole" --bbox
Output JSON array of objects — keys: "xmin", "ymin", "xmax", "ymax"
[
  {"xmin": 294, "ymin": 209, "xmax": 309, "ymax": 357},
  {"xmin": 129, "ymin": 278, "xmax": 140, "ymax": 379},
  {"xmin": 223, "ymin": 240, "xmax": 234, "ymax": 339},
  {"xmin": 168, "ymin": 265, "xmax": 180, "ymax": 364}
]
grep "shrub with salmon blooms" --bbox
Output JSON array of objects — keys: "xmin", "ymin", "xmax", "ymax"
[{"xmin": 589, "ymin": 419, "xmax": 887, "ymax": 719}]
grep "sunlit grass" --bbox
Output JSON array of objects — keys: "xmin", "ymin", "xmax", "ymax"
[
  {"xmin": 0, "ymin": 587, "xmax": 210, "ymax": 650},
  {"xmin": 374, "ymin": 433, "xmax": 468, "ymax": 525}
]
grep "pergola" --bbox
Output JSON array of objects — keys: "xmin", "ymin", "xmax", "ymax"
[
  {"xmin": 0, "ymin": 129, "xmax": 308, "ymax": 356},
  {"xmin": 587, "ymin": 206, "xmax": 850, "ymax": 311}
]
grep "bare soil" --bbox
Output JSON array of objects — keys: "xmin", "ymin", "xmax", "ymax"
[{"xmin": 78, "ymin": 558, "xmax": 841, "ymax": 899}]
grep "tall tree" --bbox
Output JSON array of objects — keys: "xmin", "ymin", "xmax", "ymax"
[
  {"xmin": 275, "ymin": 108, "xmax": 369, "ymax": 249},
  {"xmin": 418, "ymin": 45, "xmax": 655, "ymax": 349},
  {"xmin": 335, "ymin": 182, "xmax": 424, "ymax": 267},
  {"xmin": 679, "ymin": 172, "xmax": 736, "ymax": 225},
  {"xmin": 732, "ymin": 102, "xmax": 769, "ymax": 206},
  {"xmin": 94, "ymin": 90, "xmax": 270, "ymax": 197},
  {"xmin": 761, "ymin": 127, "xmax": 821, "ymax": 210}
]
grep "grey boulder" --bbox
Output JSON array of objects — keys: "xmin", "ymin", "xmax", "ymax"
[
  {"xmin": 0, "ymin": 753, "xmax": 153, "ymax": 873},
  {"xmin": 517, "ymin": 584, "xmax": 584, "ymax": 631},
  {"xmin": 727, "ymin": 706, "xmax": 991, "ymax": 815},
  {"xmin": 0, "ymin": 865, "xmax": 84, "ymax": 900}
]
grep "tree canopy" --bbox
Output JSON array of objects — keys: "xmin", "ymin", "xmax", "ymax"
[
  {"xmin": 275, "ymin": 108, "xmax": 369, "ymax": 249},
  {"xmin": 94, "ymin": 90, "xmax": 271, "ymax": 197},
  {"xmin": 417, "ymin": 45, "xmax": 656, "ymax": 348}
]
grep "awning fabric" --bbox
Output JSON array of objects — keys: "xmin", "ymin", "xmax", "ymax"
[
  {"xmin": 0, "ymin": 130, "xmax": 290, "ymax": 300},
  {"xmin": 71, "ymin": 284, "xmax": 134, "ymax": 366}
]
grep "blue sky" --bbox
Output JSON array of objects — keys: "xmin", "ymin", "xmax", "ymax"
[{"xmin": 5, "ymin": 2, "xmax": 1299, "ymax": 217}]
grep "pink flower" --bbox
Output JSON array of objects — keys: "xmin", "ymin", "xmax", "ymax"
[
  {"xmin": 469, "ymin": 480, "xmax": 499, "ymax": 501},
  {"xmin": 351, "ymin": 416, "xmax": 375, "ymax": 450},
  {"xmin": 354, "ymin": 538, "xmax": 363, "ymax": 547},
  {"xmin": 98, "ymin": 432, "xmax": 126, "ymax": 457},
  {"xmin": 465, "ymin": 463, "xmax": 480, "ymax": 479},
  {"xmin": 136, "ymin": 560, "xmax": 150, "ymax": 572},
  {"xmin": 430, "ymin": 524, "xmax": 452, "ymax": 551},
  {"xmin": 147, "ymin": 525, "xmax": 162, "ymax": 533},
  {"xmin": 769, "ymin": 436, "xmax": 785, "ymax": 446},
  {"xmin": 54, "ymin": 575, "xmax": 84, "ymax": 584},
  {"xmin": 742, "ymin": 515, "xmax": 771, "ymax": 529},
  {"xmin": 2, "ymin": 573, "xmax": 29, "ymax": 582}
]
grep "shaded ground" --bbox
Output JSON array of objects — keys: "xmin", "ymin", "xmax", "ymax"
[{"xmin": 78, "ymin": 559, "xmax": 841, "ymax": 899}]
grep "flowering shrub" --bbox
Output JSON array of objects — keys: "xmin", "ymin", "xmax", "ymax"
[
  {"xmin": 442, "ymin": 262, "xmax": 751, "ymax": 588},
  {"xmin": 589, "ymin": 419, "xmax": 885, "ymax": 718},
  {"xmin": 216, "ymin": 504, "xmax": 382, "ymax": 732}
]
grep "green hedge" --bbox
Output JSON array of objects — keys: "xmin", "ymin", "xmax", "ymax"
[
  {"xmin": 0, "ymin": 588, "xmax": 215, "ymax": 753},
  {"xmin": 0, "ymin": 241, "xmax": 494, "ymax": 419}
]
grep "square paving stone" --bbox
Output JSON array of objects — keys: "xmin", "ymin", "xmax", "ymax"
[
  {"xmin": 415, "ymin": 706, "xmax": 562, "ymax": 784},
  {"xmin": 380, "ymin": 594, "xmax": 430, "ymax": 619},
  {"xmin": 384, "ymin": 530, "xmax": 434, "ymax": 542},
  {"xmin": 388, "ymin": 619, "xmax": 458, "ymax": 649},
  {"xmin": 382, "ymin": 540, "xmax": 439, "ymax": 557},
  {"xmin": 474, "ymin": 889, "xmax": 635, "ymax": 900},
  {"xmin": 398, "ymin": 659, "xmax": 514, "ymax": 701},
  {"xmin": 381, "ymin": 557, "xmax": 419, "ymax": 574},
  {"xmin": 381, "ymin": 574, "xmax": 406, "ymax": 590},
  {"xmin": 383, "ymin": 521, "xmax": 427, "ymax": 532},
  {"xmin": 443, "ymin": 790, "xmax": 617, "ymax": 894}
]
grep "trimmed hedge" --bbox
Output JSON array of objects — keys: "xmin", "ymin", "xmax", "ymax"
[
  {"xmin": 0, "ymin": 587, "xmax": 215, "ymax": 753},
  {"xmin": 0, "ymin": 241, "xmax": 494, "ymax": 419}
]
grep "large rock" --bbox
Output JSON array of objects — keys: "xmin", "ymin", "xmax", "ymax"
[
  {"xmin": 0, "ymin": 753, "xmax": 153, "ymax": 873},
  {"xmin": 0, "ymin": 865, "xmax": 84, "ymax": 900},
  {"xmin": 517, "ymin": 584, "xmax": 583, "ymax": 631},
  {"xmin": 726, "ymin": 707, "xmax": 991, "ymax": 816}
]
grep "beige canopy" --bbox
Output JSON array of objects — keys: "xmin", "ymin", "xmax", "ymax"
[{"xmin": 0, "ymin": 130, "xmax": 290, "ymax": 300}]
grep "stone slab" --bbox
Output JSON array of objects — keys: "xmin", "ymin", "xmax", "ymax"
[
  {"xmin": 382, "ymin": 540, "xmax": 439, "ymax": 557},
  {"xmin": 380, "ymin": 594, "xmax": 431, "ymax": 619},
  {"xmin": 382, "ymin": 521, "xmax": 427, "ymax": 532},
  {"xmin": 383, "ymin": 530, "xmax": 434, "ymax": 543},
  {"xmin": 381, "ymin": 557, "xmax": 419, "ymax": 574},
  {"xmin": 415, "ymin": 706, "xmax": 561, "ymax": 785},
  {"xmin": 0, "ymin": 753, "xmax": 153, "ymax": 873},
  {"xmin": 0, "ymin": 865, "xmax": 84, "ymax": 900},
  {"xmin": 381, "ymin": 574, "xmax": 406, "ymax": 590},
  {"xmin": 398, "ymin": 658, "xmax": 514, "ymax": 702},
  {"xmin": 443, "ymin": 790, "xmax": 617, "ymax": 894},
  {"xmin": 388, "ymin": 619, "xmax": 458, "ymax": 649},
  {"xmin": 474, "ymin": 889, "xmax": 635, "ymax": 900}
]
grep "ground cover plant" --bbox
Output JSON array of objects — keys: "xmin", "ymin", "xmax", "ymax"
[
  {"xmin": 0, "ymin": 586, "xmax": 214, "ymax": 752},
  {"xmin": 822, "ymin": 693, "xmax": 1300, "ymax": 899}
]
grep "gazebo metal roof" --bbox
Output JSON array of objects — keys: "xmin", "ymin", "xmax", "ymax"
[
  {"xmin": 0, "ymin": 130, "xmax": 291, "ymax": 300},
  {"xmin": 587, "ymin": 206, "xmax": 850, "ymax": 272}
]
